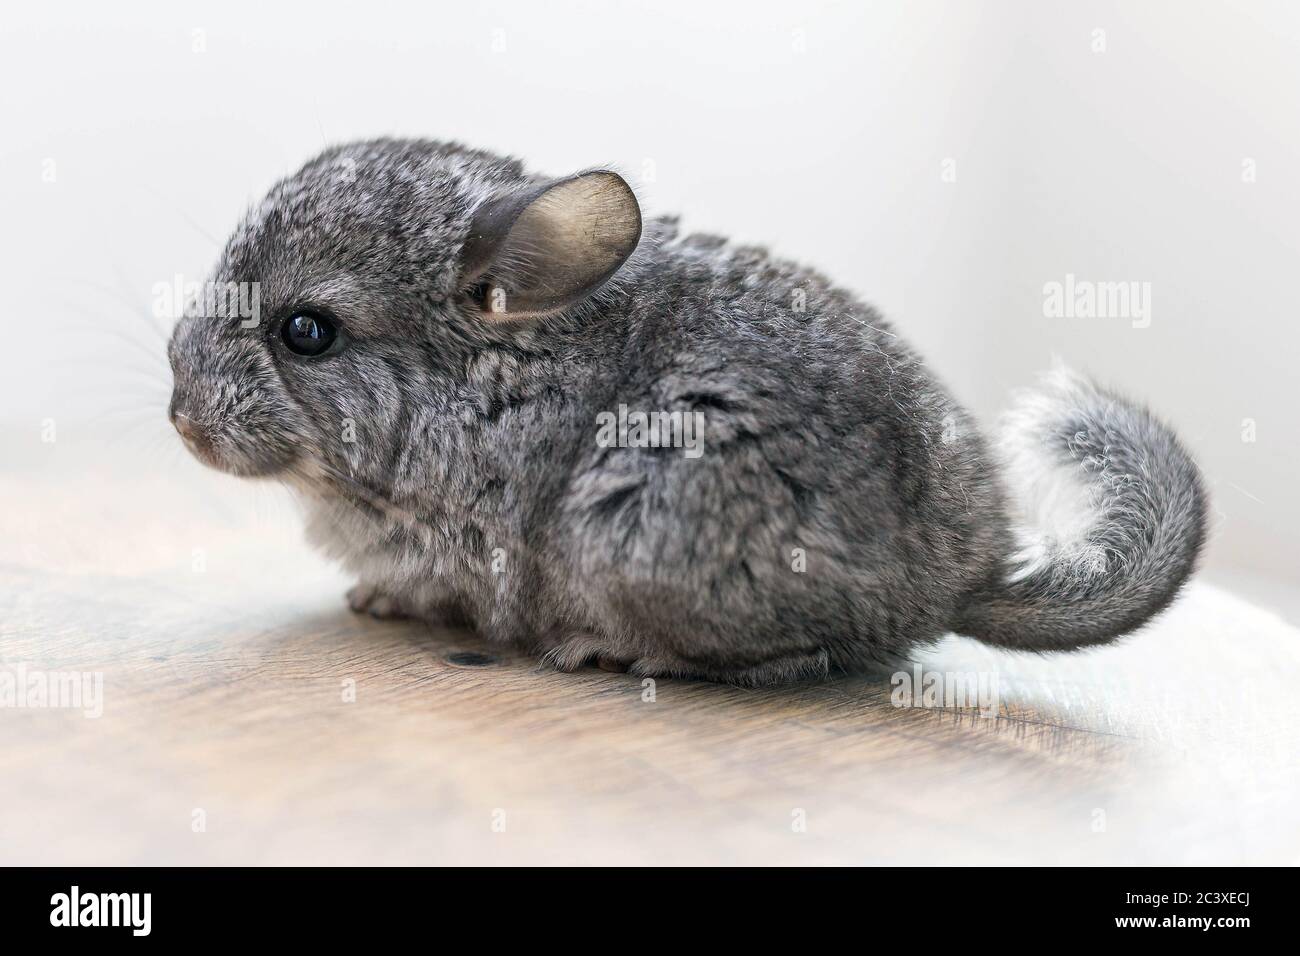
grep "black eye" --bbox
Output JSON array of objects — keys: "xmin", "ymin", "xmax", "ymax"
[{"xmin": 280, "ymin": 312, "xmax": 337, "ymax": 356}]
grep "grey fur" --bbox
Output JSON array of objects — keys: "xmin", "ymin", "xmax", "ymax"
[{"xmin": 167, "ymin": 138, "xmax": 1207, "ymax": 685}]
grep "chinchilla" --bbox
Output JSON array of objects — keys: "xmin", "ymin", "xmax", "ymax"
[{"xmin": 167, "ymin": 138, "xmax": 1207, "ymax": 685}]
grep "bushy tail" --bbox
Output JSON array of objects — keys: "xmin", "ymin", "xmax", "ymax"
[{"xmin": 955, "ymin": 367, "xmax": 1207, "ymax": 652}]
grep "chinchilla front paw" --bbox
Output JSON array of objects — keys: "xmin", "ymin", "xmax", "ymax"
[{"xmin": 346, "ymin": 583, "xmax": 408, "ymax": 620}]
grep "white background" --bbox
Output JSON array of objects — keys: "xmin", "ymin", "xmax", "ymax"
[{"xmin": 1, "ymin": 1, "xmax": 1296, "ymax": 602}]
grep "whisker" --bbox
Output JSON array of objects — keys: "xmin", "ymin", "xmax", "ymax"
[
  {"xmin": 135, "ymin": 183, "xmax": 223, "ymax": 249},
  {"xmin": 61, "ymin": 359, "xmax": 173, "ymax": 393},
  {"xmin": 112, "ymin": 261, "xmax": 176, "ymax": 345},
  {"xmin": 55, "ymin": 275, "xmax": 174, "ymax": 348},
  {"xmin": 59, "ymin": 308, "xmax": 173, "ymax": 373}
]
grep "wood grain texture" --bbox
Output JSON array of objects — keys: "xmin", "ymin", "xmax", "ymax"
[{"xmin": 1, "ymin": 427, "xmax": 1297, "ymax": 864}]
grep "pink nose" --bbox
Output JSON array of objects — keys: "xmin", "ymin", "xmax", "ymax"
[{"xmin": 172, "ymin": 413, "xmax": 211, "ymax": 452}]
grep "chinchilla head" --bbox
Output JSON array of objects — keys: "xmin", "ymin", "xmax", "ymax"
[{"xmin": 166, "ymin": 138, "xmax": 642, "ymax": 484}]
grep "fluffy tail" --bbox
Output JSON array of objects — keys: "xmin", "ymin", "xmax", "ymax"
[{"xmin": 955, "ymin": 367, "xmax": 1207, "ymax": 652}]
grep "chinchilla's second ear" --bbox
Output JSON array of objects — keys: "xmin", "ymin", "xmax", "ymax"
[{"xmin": 459, "ymin": 170, "xmax": 641, "ymax": 320}]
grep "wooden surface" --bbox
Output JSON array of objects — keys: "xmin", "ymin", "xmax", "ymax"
[{"xmin": 2, "ymin": 425, "xmax": 1298, "ymax": 865}]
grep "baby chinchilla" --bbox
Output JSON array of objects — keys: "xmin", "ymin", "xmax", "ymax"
[{"xmin": 167, "ymin": 138, "xmax": 1207, "ymax": 685}]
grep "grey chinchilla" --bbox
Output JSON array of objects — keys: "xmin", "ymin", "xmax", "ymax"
[{"xmin": 167, "ymin": 138, "xmax": 1207, "ymax": 685}]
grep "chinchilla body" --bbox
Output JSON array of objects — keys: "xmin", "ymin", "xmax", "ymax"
[{"xmin": 167, "ymin": 138, "xmax": 1206, "ymax": 685}]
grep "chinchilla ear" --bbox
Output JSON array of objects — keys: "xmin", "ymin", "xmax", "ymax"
[{"xmin": 459, "ymin": 170, "xmax": 641, "ymax": 319}]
